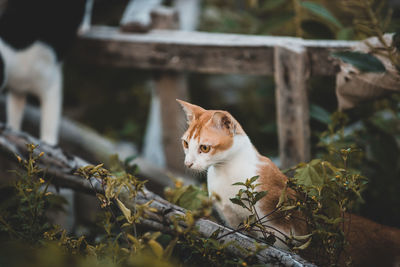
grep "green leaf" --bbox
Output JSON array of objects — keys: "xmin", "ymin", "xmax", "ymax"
[
  {"xmin": 280, "ymin": 205, "xmax": 297, "ymax": 211},
  {"xmin": 232, "ymin": 182, "xmax": 246, "ymax": 186},
  {"xmin": 314, "ymin": 214, "xmax": 343, "ymax": 225},
  {"xmin": 294, "ymin": 160, "xmax": 324, "ymax": 187},
  {"xmin": 293, "ymin": 237, "xmax": 312, "ymax": 250},
  {"xmin": 260, "ymin": 12, "xmax": 295, "ymax": 34},
  {"xmin": 124, "ymin": 154, "xmax": 137, "ymax": 165},
  {"xmin": 276, "ymin": 185, "xmax": 287, "ymax": 208},
  {"xmin": 253, "ymin": 191, "xmax": 268, "ymax": 204},
  {"xmin": 331, "ymin": 51, "xmax": 386, "ymax": 73},
  {"xmin": 115, "ymin": 198, "xmax": 133, "ymax": 223},
  {"xmin": 310, "ymin": 104, "xmax": 332, "ymax": 125},
  {"xmin": 109, "ymin": 154, "xmax": 124, "ymax": 173},
  {"xmin": 300, "ymin": 1, "xmax": 343, "ymax": 28},
  {"xmin": 163, "ymin": 237, "xmax": 178, "ymax": 260},
  {"xmin": 148, "ymin": 239, "xmax": 164, "ymax": 259},
  {"xmin": 265, "ymin": 234, "xmax": 277, "ymax": 245},
  {"xmin": 249, "ymin": 176, "xmax": 260, "ymax": 184},
  {"xmin": 292, "ymin": 233, "xmax": 313, "ymax": 241},
  {"xmin": 210, "ymin": 228, "xmax": 222, "ymax": 239},
  {"xmin": 230, "ymin": 197, "xmax": 246, "ymax": 208},
  {"xmin": 174, "ymin": 185, "xmax": 209, "ymax": 211},
  {"xmin": 337, "ymin": 27, "xmax": 354, "ymax": 40},
  {"xmin": 247, "ymin": 214, "xmax": 257, "ymax": 224}
]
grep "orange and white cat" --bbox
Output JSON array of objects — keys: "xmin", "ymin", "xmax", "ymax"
[{"xmin": 177, "ymin": 99, "xmax": 400, "ymax": 267}]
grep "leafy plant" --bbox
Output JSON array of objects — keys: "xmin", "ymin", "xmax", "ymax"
[
  {"xmin": 332, "ymin": 51, "xmax": 386, "ymax": 72},
  {"xmin": 216, "ymin": 143, "xmax": 367, "ymax": 266},
  {"xmin": 334, "ymin": 0, "xmax": 400, "ymax": 71},
  {"xmin": 228, "ymin": 176, "xmax": 273, "ymax": 242},
  {"xmin": 284, "ymin": 150, "xmax": 367, "ymax": 266},
  {"xmin": 319, "ymin": 99, "xmax": 400, "ymax": 227},
  {"xmin": 0, "ymin": 146, "xmax": 244, "ymax": 267},
  {"xmin": 0, "ymin": 144, "xmax": 65, "ymax": 244},
  {"xmin": 71, "ymin": 156, "xmax": 260, "ymax": 266}
]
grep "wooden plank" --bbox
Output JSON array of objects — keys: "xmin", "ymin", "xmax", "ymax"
[
  {"xmin": 274, "ymin": 45, "xmax": 311, "ymax": 168},
  {"xmin": 141, "ymin": 6, "xmax": 189, "ymax": 173},
  {"xmin": 76, "ymin": 26, "xmax": 358, "ymax": 76},
  {"xmin": 120, "ymin": 0, "xmax": 162, "ymax": 32}
]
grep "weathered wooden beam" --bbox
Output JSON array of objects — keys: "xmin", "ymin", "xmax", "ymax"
[
  {"xmin": 0, "ymin": 124, "xmax": 316, "ymax": 267},
  {"xmin": 274, "ymin": 45, "xmax": 311, "ymax": 168},
  {"xmin": 76, "ymin": 26, "xmax": 357, "ymax": 76}
]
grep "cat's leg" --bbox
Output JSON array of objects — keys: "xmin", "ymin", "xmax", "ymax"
[
  {"xmin": 6, "ymin": 91, "xmax": 26, "ymax": 131},
  {"xmin": 39, "ymin": 68, "xmax": 62, "ymax": 146}
]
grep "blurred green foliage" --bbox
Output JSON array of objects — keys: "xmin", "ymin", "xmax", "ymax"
[
  {"xmin": 318, "ymin": 97, "xmax": 400, "ymax": 227},
  {"xmin": 200, "ymin": 0, "xmax": 399, "ymax": 39}
]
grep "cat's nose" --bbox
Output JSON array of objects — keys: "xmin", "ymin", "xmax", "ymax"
[{"xmin": 185, "ymin": 161, "xmax": 193, "ymax": 168}]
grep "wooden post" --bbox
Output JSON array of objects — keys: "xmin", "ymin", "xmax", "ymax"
[
  {"xmin": 129, "ymin": 5, "xmax": 190, "ymax": 173},
  {"xmin": 274, "ymin": 45, "xmax": 311, "ymax": 169},
  {"xmin": 150, "ymin": 6, "xmax": 188, "ymax": 173},
  {"xmin": 119, "ymin": 2, "xmax": 190, "ymax": 172},
  {"xmin": 155, "ymin": 72, "xmax": 188, "ymax": 172},
  {"xmin": 173, "ymin": 0, "xmax": 201, "ymax": 31},
  {"xmin": 120, "ymin": 0, "xmax": 163, "ymax": 32}
]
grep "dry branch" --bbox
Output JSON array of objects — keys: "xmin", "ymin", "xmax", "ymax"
[
  {"xmin": 0, "ymin": 123, "xmax": 316, "ymax": 266},
  {"xmin": 0, "ymin": 97, "xmax": 197, "ymax": 189}
]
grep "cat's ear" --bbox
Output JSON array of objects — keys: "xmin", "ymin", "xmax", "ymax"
[
  {"xmin": 176, "ymin": 99, "xmax": 205, "ymax": 124},
  {"xmin": 209, "ymin": 112, "xmax": 236, "ymax": 134}
]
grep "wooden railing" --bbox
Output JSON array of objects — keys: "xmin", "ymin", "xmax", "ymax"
[{"xmin": 74, "ymin": 5, "xmax": 358, "ymax": 171}]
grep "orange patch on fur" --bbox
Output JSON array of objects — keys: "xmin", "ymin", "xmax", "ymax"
[
  {"xmin": 184, "ymin": 110, "xmax": 245, "ymax": 154},
  {"xmin": 256, "ymin": 155, "xmax": 307, "ymax": 235}
]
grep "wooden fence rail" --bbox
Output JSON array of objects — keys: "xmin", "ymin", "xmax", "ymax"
[{"xmin": 75, "ymin": 25, "xmax": 358, "ymax": 169}]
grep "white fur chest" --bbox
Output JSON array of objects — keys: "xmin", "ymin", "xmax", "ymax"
[
  {"xmin": 0, "ymin": 39, "xmax": 60, "ymax": 96},
  {"xmin": 207, "ymin": 135, "xmax": 260, "ymax": 228}
]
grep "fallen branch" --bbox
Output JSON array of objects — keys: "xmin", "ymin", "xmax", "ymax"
[
  {"xmin": 0, "ymin": 123, "xmax": 316, "ymax": 266},
  {"xmin": 0, "ymin": 97, "xmax": 197, "ymax": 189}
]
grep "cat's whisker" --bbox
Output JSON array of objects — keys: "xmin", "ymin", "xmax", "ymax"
[{"xmin": 183, "ymin": 166, "xmax": 207, "ymax": 178}]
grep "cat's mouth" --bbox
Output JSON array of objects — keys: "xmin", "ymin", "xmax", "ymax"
[{"xmin": 185, "ymin": 164, "xmax": 208, "ymax": 173}]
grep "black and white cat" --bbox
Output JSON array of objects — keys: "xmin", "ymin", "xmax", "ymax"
[{"xmin": 0, "ymin": 0, "xmax": 89, "ymax": 145}]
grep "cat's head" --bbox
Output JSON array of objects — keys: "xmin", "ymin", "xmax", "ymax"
[{"xmin": 177, "ymin": 99, "xmax": 245, "ymax": 171}]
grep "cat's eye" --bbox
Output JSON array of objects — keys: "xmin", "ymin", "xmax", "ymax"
[
  {"xmin": 199, "ymin": 145, "xmax": 211, "ymax": 153},
  {"xmin": 183, "ymin": 140, "xmax": 188, "ymax": 149}
]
